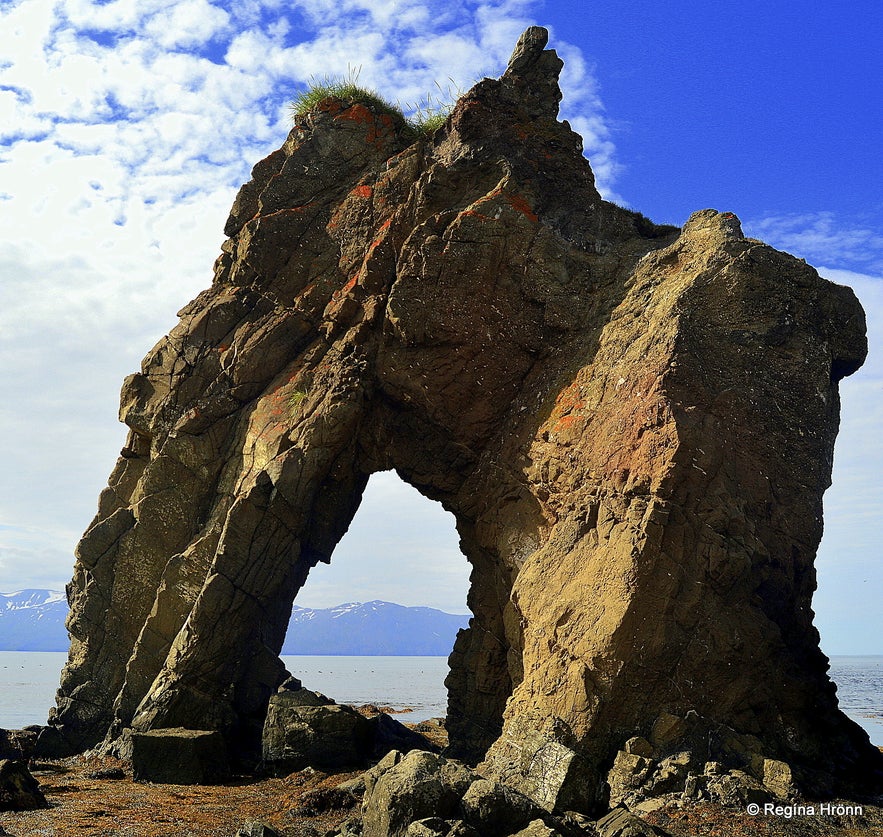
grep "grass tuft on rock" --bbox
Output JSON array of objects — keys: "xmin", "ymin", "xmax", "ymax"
[
  {"xmin": 289, "ymin": 71, "xmax": 458, "ymax": 140},
  {"xmin": 289, "ymin": 75, "xmax": 404, "ymax": 124}
]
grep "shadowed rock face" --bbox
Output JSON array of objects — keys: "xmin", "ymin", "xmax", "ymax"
[{"xmin": 45, "ymin": 27, "xmax": 881, "ymax": 809}]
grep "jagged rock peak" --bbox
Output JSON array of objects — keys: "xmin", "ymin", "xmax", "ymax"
[{"xmin": 501, "ymin": 26, "xmax": 564, "ymax": 119}]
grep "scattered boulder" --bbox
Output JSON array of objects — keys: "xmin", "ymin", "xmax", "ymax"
[
  {"xmin": 705, "ymin": 769, "xmax": 771, "ymax": 808},
  {"xmin": 604, "ymin": 713, "xmax": 803, "ymax": 812},
  {"xmin": 131, "ymin": 727, "xmax": 230, "ymax": 784},
  {"xmin": 596, "ymin": 807, "xmax": 669, "ymax": 837},
  {"xmin": 262, "ymin": 679, "xmax": 437, "ymax": 774},
  {"xmin": 0, "ymin": 728, "xmax": 39, "ymax": 761},
  {"xmin": 355, "ymin": 750, "xmax": 588, "ymax": 837},
  {"xmin": 361, "ymin": 750, "xmax": 475, "ymax": 837},
  {"xmin": 263, "ymin": 690, "xmax": 373, "ymax": 773},
  {"xmin": 234, "ymin": 823, "xmax": 283, "ymax": 837},
  {"xmin": 0, "ymin": 759, "xmax": 48, "ymax": 811},
  {"xmin": 460, "ymin": 778, "xmax": 546, "ymax": 835}
]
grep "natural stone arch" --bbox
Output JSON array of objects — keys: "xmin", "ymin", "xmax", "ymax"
[{"xmin": 43, "ymin": 27, "xmax": 882, "ymax": 810}]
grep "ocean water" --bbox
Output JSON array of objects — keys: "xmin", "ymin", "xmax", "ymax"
[
  {"xmin": 1, "ymin": 652, "xmax": 880, "ymax": 746},
  {"xmin": 828, "ymin": 655, "xmax": 883, "ymax": 746}
]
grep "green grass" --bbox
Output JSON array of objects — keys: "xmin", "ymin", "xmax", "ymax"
[
  {"xmin": 289, "ymin": 71, "xmax": 458, "ymax": 140},
  {"xmin": 288, "ymin": 389, "xmax": 307, "ymax": 411},
  {"xmin": 401, "ymin": 85, "xmax": 457, "ymax": 138},
  {"xmin": 612, "ymin": 202, "xmax": 681, "ymax": 239},
  {"xmin": 289, "ymin": 76, "xmax": 404, "ymax": 124}
]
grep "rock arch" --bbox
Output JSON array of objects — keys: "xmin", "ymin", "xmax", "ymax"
[{"xmin": 44, "ymin": 28, "xmax": 881, "ymax": 809}]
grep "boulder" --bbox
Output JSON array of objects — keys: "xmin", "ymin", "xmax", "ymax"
[
  {"xmin": 622, "ymin": 738, "xmax": 655, "ymax": 759},
  {"xmin": 0, "ymin": 759, "xmax": 48, "ymax": 811},
  {"xmin": 762, "ymin": 757, "xmax": 796, "ymax": 799},
  {"xmin": 405, "ymin": 819, "xmax": 450, "ymax": 837},
  {"xmin": 234, "ymin": 824, "xmax": 283, "ymax": 837},
  {"xmin": 262, "ymin": 678, "xmax": 437, "ymax": 774},
  {"xmin": 131, "ymin": 727, "xmax": 230, "ymax": 784},
  {"xmin": 606, "ymin": 751, "xmax": 655, "ymax": 807},
  {"xmin": 460, "ymin": 778, "xmax": 546, "ymax": 835},
  {"xmin": 263, "ymin": 694, "xmax": 373, "ymax": 773},
  {"xmin": 361, "ymin": 750, "xmax": 474, "ymax": 837},
  {"xmin": 0, "ymin": 728, "xmax": 39, "ymax": 761},
  {"xmin": 644, "ymin": 751, "xmax": 696, "ymax": 796},
  {"xmin": 511, "ymin": 821, "xmax": 563, "ymax": 837},
  {"xmin": 371, "ymin": 713, "xmax": 439, "ymax": 758},
  {"xmin": 596, "ymin": 807, "xmax": 668, "ymax": 837}
]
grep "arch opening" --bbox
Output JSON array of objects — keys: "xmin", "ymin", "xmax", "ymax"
[{"xmin": 275, "ymin": 469, "xmax": 520, "ymax": 764}]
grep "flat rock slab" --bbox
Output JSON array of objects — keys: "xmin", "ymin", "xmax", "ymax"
[
  {"xmin": 596, "ymin": 807, "xmax": 670, "ymax": 837},
  {"xmin": 131, "ymin": 728, "xmax": 230, "ymax": 785}
]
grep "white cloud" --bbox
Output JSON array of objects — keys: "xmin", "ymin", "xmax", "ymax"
[
  {"xmin": 0, "ymin": 0, "xmax": 615, "ymax": 606},
  {"xmin": 745, "ymin": 212, "xmax": 883, "ymax": 275},
  {"xmin": 142, "ymin": 0, "xmax": 231, "ymax": 50}
]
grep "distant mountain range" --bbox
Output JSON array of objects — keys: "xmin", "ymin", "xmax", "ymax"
[{"xmin": 0, "ymin": 590, "xmax": 470, "ymax": 656}]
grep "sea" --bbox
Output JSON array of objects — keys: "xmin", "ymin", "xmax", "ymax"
[{"xmin": 1, "ymin": 653, "xmax": 880, "ymax": 746}]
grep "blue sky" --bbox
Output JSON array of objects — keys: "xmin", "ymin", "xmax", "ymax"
[{"xmin": 0, "ymin": 0, "xmax": 880, "ymax": 653}]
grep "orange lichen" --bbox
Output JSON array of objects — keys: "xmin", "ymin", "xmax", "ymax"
[
  {"xmin": 332, "ymin": 275, "xmax": 359, "ymax": 300},
  {"xmin": 351, "ymin": 184, "xmax": 373, "ymax": 198},
  {"xmin": 335, "ymin": 103, "xmax": 373, "ymax": 124},
  {"xmin": 504, "ymin": 193, "xmax": 538, "ymax": 222},
  {"xmin": 368, "ymin": 218, "xmax": 392, "ymax": 250},
  {"xmin": 462, "ymin": 188, "xmax": 538, "ymax": 223}
]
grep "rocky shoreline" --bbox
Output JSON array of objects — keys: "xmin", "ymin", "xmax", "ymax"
[{"xmin": 2, "ymin": 713, "xmax": 882, "ymax": 837}]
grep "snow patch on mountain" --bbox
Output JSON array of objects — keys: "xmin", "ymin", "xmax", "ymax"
[{"xmin": 0, "ymin": 591, "xmax": 469, "ymax": 655}]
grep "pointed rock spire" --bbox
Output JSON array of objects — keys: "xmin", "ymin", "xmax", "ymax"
[{"xmin": 502, "ymin": 26, "xmax": 564, "ymax": 119}]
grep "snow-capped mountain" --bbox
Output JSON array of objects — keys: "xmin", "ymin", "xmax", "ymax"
[
  {"xmin": 0, "ymin": 591, "xmax": 470, "ymax": 655},
  {"xmin": 281, "ymin": 600, "xmax": 470, "ymax": 656},
  {"xmin": 0, "ymin": 589, "xmax": 69, "ymax": 651}
]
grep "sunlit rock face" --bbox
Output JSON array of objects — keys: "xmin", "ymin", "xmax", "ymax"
[{"xmin": 45, "ymin": 26, "xmax": 881, "ymax": 809}]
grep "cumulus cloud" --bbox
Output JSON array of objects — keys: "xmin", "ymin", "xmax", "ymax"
[
  {"xmin": 0, "ymin": 0, "xmax": 615, "ymax": 604},
  {"xmin": 745, "ymin": 212, "xmax": 883, "ymax": 275}
]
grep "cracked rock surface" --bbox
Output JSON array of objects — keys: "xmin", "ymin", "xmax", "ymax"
[{"xmin": 43, "ymin": 26, "xmax": 881, "ymax": 810}]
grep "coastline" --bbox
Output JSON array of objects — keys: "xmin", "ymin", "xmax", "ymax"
[{"xmin": 3, "ymin": 747, "xmax": 882, "ymax": 837}]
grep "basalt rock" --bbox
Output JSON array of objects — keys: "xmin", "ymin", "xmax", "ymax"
[
  {"xmin": 46, "ymin": 25, "xmax": 881, "ymax": 811},
  {"xmin": 131, "ymin": 727, "xmax": 231, "ymax": 784},
  {"xmin": 261, "ymin": 678, "xmax": 437, "ymax": 773},
  {"xmin": 0, "ymin": 760, "xmax": 48, "ymax": 811}
]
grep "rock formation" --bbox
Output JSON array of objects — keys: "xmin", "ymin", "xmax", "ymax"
[{"xmin": 43, "ymin": 26, "xmax": 881, "ymax": 811}]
